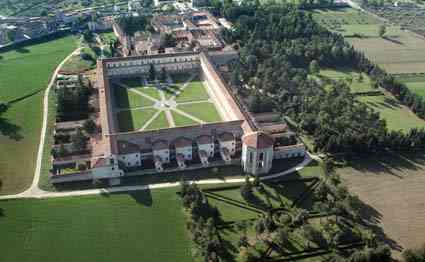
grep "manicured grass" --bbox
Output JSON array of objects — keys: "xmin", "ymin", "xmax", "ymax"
[
  {"xmin": 358, "ymin": 94, "xmax": 425, "ymax": 132},
  {"xmin": 319, "ymin": 68, "xmax": 374, "ymax": 93},
  {"xmin": 117, "ymin": 108, "xmax": 158, "ymax": 132},
  {"xmin": 113, "ymin": 86, "xmax": 154, "ymax": 108},
  {"xmin": 134, "ymin": 86, "xmax": 162, "ymax": 101},
  {"xmin": 0, "ymin": 190, "xmax": 193, "ymax": 262},
  {"xmin": 174, "ymin": 80, "xmax": 210, "ymax": 102},
  {"xmin": 145, "ymin": 111, "xmax": 169, "ymax": 130},
  {"xmin": 0, "ymin": 36, "xmax": 77, "ymax": 195},
  {"xmin": 178, "ymin": 102, "xmax": 222, "ymax": 123},
  {"xmin": 171, "ymin": 110, "xmax": 198, "ymax": 127}
]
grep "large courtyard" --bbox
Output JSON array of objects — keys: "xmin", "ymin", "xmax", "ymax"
[{"xmin": 112, "ymin": 73, "xmax": 223, "ymax": 132}]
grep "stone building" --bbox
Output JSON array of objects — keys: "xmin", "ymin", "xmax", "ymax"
[{"xmin": 241, "ymin": 132, "xmax": 274, "ymax": 175}]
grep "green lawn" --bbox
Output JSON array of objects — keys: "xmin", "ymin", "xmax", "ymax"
[
  {"xmin": 134, "ymin": 86, "xmax": 162, "ymax": 101},
  {"xmin": 174, "ymin": 80, "xmax": 210, "ymax": 102},
  {"xmin": 117, "ymin": 109, "xmax": 158, "ymax": 132},
  {"xmin": 0, "ymin": 36, "xmax": 77, "ymax": 195},
  {"xmin": 145, "ymin": 111, "xmax": 169, "ymax": 130},
  {"xmin": 0, "ymin": 190, "xmax": 193, "ymax": 262},
  {"xmin": 171, "ymin": 110, "xmax": 198, "ymax": 127},
  {"xmin": 60, "ymin": 53, "xmax": 94, "ymax": 73},
  {"xmin": 178, "ymin": 102, "xmax": 222, "ymax": 123},
  {"xmin": 396, "ymin": 75, "xmax": 425, "ymax": 99},
  {"xmin": 359, "ymin": 95, "xmax": 425, "ymax": 132},
  {"xmin": 114, "ymin": 86, "xmax": 154, "ymax": 108},
  {"xmin": 319, "ymin": 68, "xmax": 374, "ymax": 93}
]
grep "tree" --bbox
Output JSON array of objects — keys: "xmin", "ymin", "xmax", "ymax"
[
  {"xmin": 148, "ymin": 64, "xmax": 156, "ymax": 81},
  {"xmin": 0, "ymin": 101, "xmax": 8, "ymax": 113},
  {"xmin": 71, "ymin": 128, "xmax": 87, "ymax": 152},
  {"xmin": 402, "ymin": 244, "xmax": 425, "ymax": 262},
  {"xmin": 309, "ymin": 60, "xmax": 320, "ymax": 75},
  {"xmin": 378, "ymin": 25, "xmax": 386, "ymax": 38},
  {"xmin": 83, "ymin": 119, "xmax": 97, "ymax": 135},
  {"xmin": 160, "ymin": 33, "xmax": 177, "ymax": 48}
]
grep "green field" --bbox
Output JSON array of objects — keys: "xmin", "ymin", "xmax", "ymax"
[
  {"xmin": 0, "ymin": 190, "xmax": 193, "ymax": 262},
  {"xmin": 178, "ymin": 102, "xmax": 222, "ymax": 123},
  {"xmin": 359, "ymin": 94, "xmax": 424, "ymax": 132},
  {"xmin": 319, "ymin": 68, "xmax": 375, "ymax": 93},
  {"xmin": 396, "ymin": 75, "xmax": 425, "ymax": 99},
  {"xmin": 117, "ymin": 109, "xmax": 158, "ymax": 132},
  {"xmin": 0, "ymin": 36, "xmax": 77, "ymax": 195}
]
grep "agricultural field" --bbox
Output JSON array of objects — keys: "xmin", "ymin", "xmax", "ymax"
[
  {"xmin": 0, "ymin": 189, "xmax": 193, "ymax": 262},
  {"xmin": 395, "ymin": 74, "xmax": 425, "ymax": 99},
  {"xmin": 113, "ymin": 74, "xmax": 222, "ymax": 132},
  {"xmin": 312, "ymin": 7, "xmax": 425, "ymax": 74},
  {"xmin": 358, "ymin": 94, "xmax": 424, "ymax": 132},
  {"xmin": 0, "ymin": 36, "xmax": 77, "ymax": 195},
  {"xmin": 338, "ymin": 153, "xmax": 425, "ymax": 257}
]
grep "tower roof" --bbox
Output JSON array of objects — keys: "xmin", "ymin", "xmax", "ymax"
[{"xmin": 242, "ymin": 131, "xmax": 274, "ymax": 149}]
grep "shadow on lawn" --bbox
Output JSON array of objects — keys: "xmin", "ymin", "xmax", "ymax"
[
  {"xmin": 128, "ymin": 189, "xmax": 153, "ymax": 206},
  {"xmin": 0, "ymin": 208, "xmax": 4, "ymax": 217},
  {"xmin": 346, "ymin": 152, "xmax": 425, "ymax": 178},
  {"xmin": 0, "ymin": 116, "xmax": 22, "ymax": 141}
]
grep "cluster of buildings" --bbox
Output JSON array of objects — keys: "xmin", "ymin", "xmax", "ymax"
[
  {"xmin": 50, "ymin": 48, "xmax": 306, "ymax": 185},
  {"xmin": 113, "ymin": 11, "xmax": 229, "ymax": 57}
]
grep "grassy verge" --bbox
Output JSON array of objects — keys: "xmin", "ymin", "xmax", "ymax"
[{"xmin": 0, "ymin": 36, "xmax": 77, "ymax": 195}]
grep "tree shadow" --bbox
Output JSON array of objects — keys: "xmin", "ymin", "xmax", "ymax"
[
  {"xmin": 357, "ymin": 199, "xmax": 403, "ymax": 252},
  {"xmin": 0, "ymin": 117, "xmax": 22, "ymax": 141},
  {"xmin": 15, "ymin": 47, "xmax": 30, "ymax": 53},
  {"xmin": 382, "ymin": 36, "xmax": 404, "ymax": 45},
  {"xmin": 128, "ymin": 189, "xmax": 153, "ymax": 207},
  {"xmin": 346, "ymin": 152, "xmax": 423, "ymax": 178},
  {"xmin": 0, "ymin": 208, "xmax": 4, "ymax": 217}
]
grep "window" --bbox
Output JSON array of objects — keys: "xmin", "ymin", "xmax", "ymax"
[
  {"xmin": 259, "ymin": 152, "xmax": 264, "ymax": 161},
  {"xmin": 128, "ymin": 162, "xmax": 131, "ymax": 166},
  {"xmin": 249, "ymin": 152, "xmax": 253, "ymax": 163}
]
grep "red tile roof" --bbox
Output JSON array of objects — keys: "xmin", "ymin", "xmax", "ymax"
[
  {"xmin": 242, "ymin": 132, "xmax": 274, "ymax": 149},
  {"xmin": 152, "ymin": 139, "xmax": 169, "ymax": 150},
  {"xmin": 117, "ymin": 140, "xmax": 140, "ymax": 154},
  {"xmin": 196, "ymin": 135, "xmax": 213, "ymax": 145},
  {"xmin": 218, "ymin": 132, "xmax": 234, "ymax": 142},
  {"xmin": 174, "ymin": 137, "xmax": 193, "ymax": 148}
]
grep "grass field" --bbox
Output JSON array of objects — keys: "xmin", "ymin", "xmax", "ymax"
[
  {"xmin": 171, "ymin": 110, "xmax": 198, "ymax": 127},
  {"xmin": 0, "ymin": 189, "xmax": 193, "ymax": 262},
  {"xmin": 114, "ymin": 86, "xmax": 154, "ymax": 109},
  {"xmin": 175, "ymin": 80, "xmax": 210, "ymax": 102},
  {"xmin": 114, "ymin": 75, "xmax": 223, "ymax": 132},
  {"xmin": 311, "ymin": 7, "xmax": 425, "ymax": 74},
  {"xmin": 320, "ymin": 68, "xmax": 375, "ymax": 93},
  {"xmin": 178, "ymin": 102, "xmax": 222, "ymax": 123},
  {"xmin": 117, "ymin": 109, "xmax": 158, "ymax": 132},
  {"xmin": 338, "ymin": 153, "xmax": 425, "ymax": 256},
  {"xmin": 145, "ymin": 111, "xmax": 169, "ymax": 130},
  {"xmin": 358, "ymin": 94, "xmax": 424, "ymax": 132},
  {"xmin": 396, "ymin": 75, "xmax": 425, "ymax": 98},
  {"xmin": 0, "ymin": 36, "xmax": 77, "ymax": 195},
  {"xmin": 347, "ymin": 31, "xmax": 425, "ymax": 74}
]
